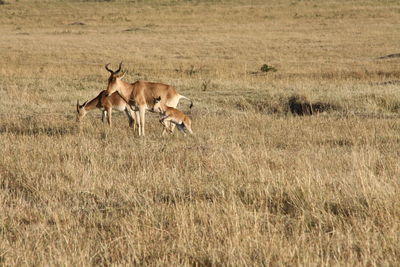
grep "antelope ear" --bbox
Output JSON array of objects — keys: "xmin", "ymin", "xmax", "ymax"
[
  {"xmin": 116, "ymin": 71, "xmax": 126, "ymax": 79},
  {"xmin": 156, "ymin": 96, "xmax": 161, "ymax": 101},
  {"xmin": 82, "ymin": 100, "xmax": 88, "ymax": 107}
]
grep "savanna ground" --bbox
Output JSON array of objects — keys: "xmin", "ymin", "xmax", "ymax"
[{"xmin": 0, "ymin": 0, "xmax": 400, "ymax": 265}]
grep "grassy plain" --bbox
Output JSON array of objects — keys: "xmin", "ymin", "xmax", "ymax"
[{"xmin": 0, "ymin": 0, "xmax": 400, "ymax": 265}]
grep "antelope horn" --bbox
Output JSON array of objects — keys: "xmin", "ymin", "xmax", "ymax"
[
  {"xmin": 76, "ymin": 100, "xmax": 80, "ymax": 112},
  {"xmin": 105, "ymin": 63, "xmax": 114, "ymax": 73},
  {"xmin": 115, "ymin": 62, "xmax": 123, "ymax": 74}
]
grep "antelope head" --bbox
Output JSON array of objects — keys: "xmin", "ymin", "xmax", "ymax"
[
  {"xmin": 76, "ymin": 100, "xmax": 88, "ymax": 122},
  {"xmin": 104, "ymin": 62, "xmax": 126, "ymax": 96},
  {"xmin": 152, "ymin": 96, "xmax": 164, "ymax": 114}
]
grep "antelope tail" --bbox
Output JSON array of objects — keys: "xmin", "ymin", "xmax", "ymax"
[{"xmin": 179, "ymin": 95, "xmax": 193, "ymax": 109}]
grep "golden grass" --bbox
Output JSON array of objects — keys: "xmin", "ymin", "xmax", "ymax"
[{"xmin": 1, "ymin": 0, "xmax": 400, "ymax": 265}]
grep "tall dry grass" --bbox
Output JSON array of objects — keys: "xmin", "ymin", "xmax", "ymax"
[{"xmin": 0, "ymin": 0, "xmax": 399, "ymax": 265}]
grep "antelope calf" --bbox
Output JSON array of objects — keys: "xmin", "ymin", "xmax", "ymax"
[
  {"xmin": 152, "ymin": 96, "xmax": 193, "ymax": 136},
  {"xmin": 76, "ymin": 90, "xmax": 136, "ymax": 128},
  {"xmin": 103, "ymin": 62, "xmax": 193, "ymax": 136}
]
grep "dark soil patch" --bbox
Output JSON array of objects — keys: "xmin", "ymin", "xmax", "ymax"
[
  {"xmin": 376, "ymin": 80, "xmax": 400, "ymax": 86},
  {"xmin": 123, "ymin": 28, "xmax": 148, "ymax": 32},
  {"xmin": 69, "ymin": 22, "xmax": 85, "ymax": 26},
  {"xmin": 377, "ymin": 53, "xmax": 400, "ymax": 60},
  {"xmin": 317, "ymin": 138, "xmax": 354, "ymax": 148},
  {"xmin": 288, "ymin": 95, "xmax": 337, "ymax": 116}
]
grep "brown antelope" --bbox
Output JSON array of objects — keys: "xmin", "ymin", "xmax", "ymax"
[
  {"xmin": 76, "ymin": 90, "xmax": 136, "ymax": 128},
  {"xmin": 103, "ymin": 62, "xmax": 193, "ymax": 136},
  {"xmin": 152, "ymin": 96, "xmax": 193, "ymax": 136}
]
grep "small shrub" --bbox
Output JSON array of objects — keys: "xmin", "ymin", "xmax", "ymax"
[
  {"xmin": 260, "ymin": 64, "xmax": 277, "ymax": 73},
  {"xmin": 0, "ymin": 0, "xmax": 7, "ymax": 5}
]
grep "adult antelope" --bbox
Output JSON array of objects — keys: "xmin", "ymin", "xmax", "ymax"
[
  {"xmin": 152, "ymin": 96, "xmax": 193, "ymax": 136},
  {"xmin": 103, "ymin": 62, "xmax": 193, "ymax": 136},
  {"xmin": 76, "ymin": 90, "xmax": 136, "ymax": 128}
]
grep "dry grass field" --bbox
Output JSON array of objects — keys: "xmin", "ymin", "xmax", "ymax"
[{"xmin": 1, "ymin": 0, "xmax": 400, "ymax": 265}]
